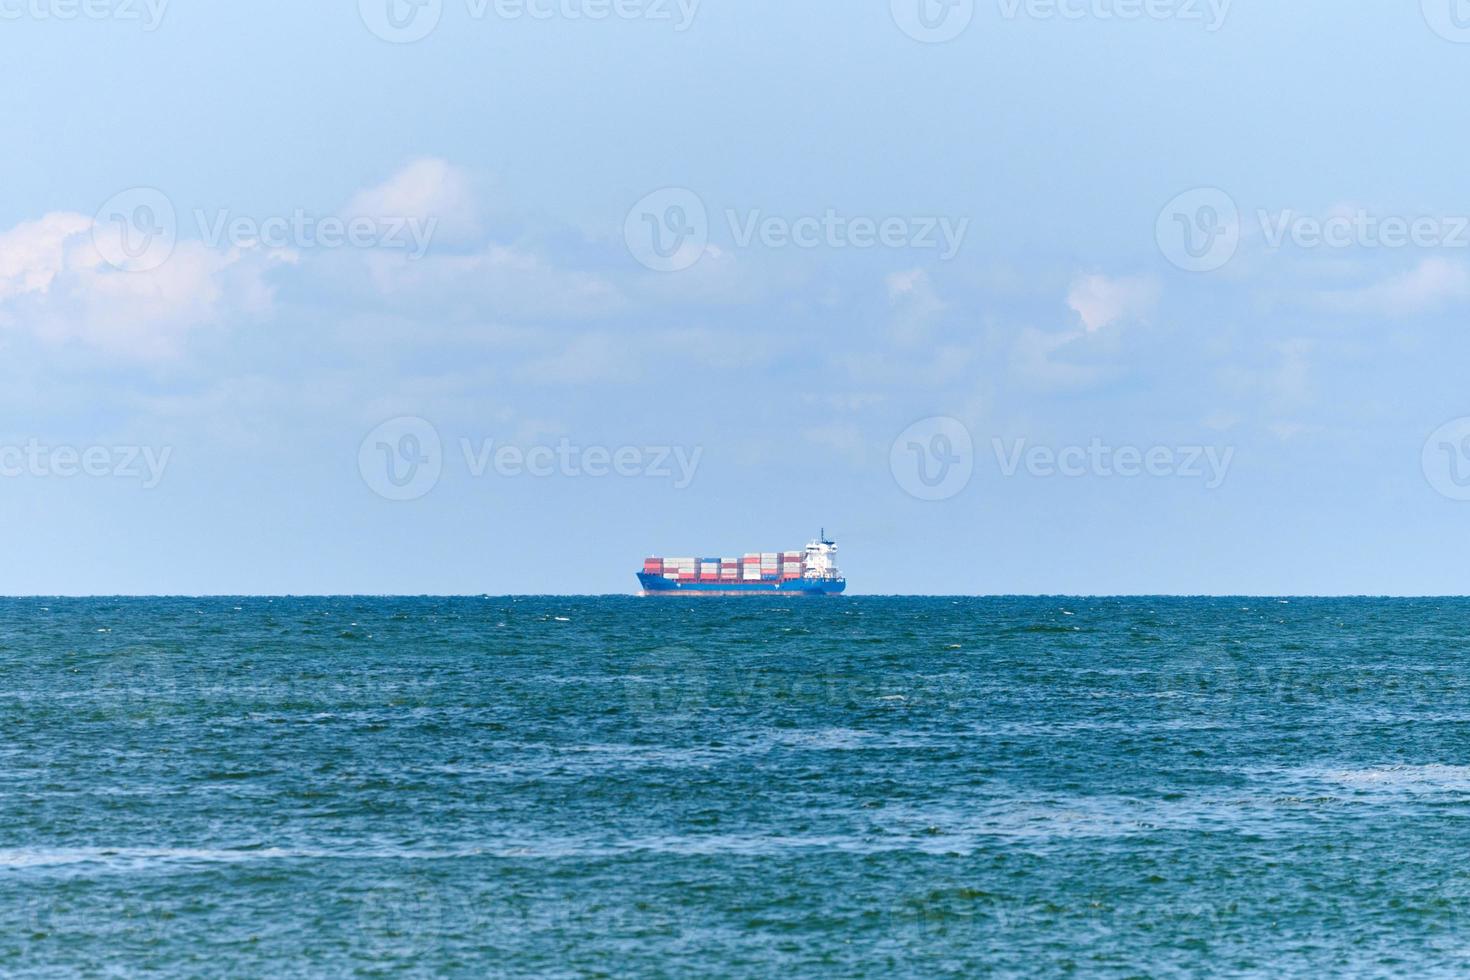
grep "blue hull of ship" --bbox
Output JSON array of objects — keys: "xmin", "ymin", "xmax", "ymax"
[{"xmin": 637, "ymin": 573, "xmax": 846, "ymax": 596}]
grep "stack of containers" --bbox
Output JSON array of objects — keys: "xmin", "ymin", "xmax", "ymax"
[
  {"xmin": 644, "ymin": 558, "xmax": 665, "ymax": 578},
  {"xmin": 781, "ymin": 551, "xmax": 805, "ymax": 579},
  {"xmin": 720, "ymin": 559, "xmax": 739, "ymax": 582},
  {"xmin": 665, "ymin": 557, "xmax": 696, "ymax": 581},
  {"xmin": 699, "ymin": 559, "xmax": 721, "ymax": 582},
  {"xmin": 761, "ymin": 552, "xmax": 779, "ymax": 580},
  {"xmin": 743, "ymin": 554, "xmax": 762, "ymax": 581}
]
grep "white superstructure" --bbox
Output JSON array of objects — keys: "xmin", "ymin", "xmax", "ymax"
[{"xmin": 804, "ymin": 530, "xmax": 841, "ymax": 581}]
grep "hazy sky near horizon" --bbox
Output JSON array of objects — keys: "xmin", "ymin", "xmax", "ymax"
[{"xmin": 3, "ymin": 0, "xmax": 1470, "ymax": 595}]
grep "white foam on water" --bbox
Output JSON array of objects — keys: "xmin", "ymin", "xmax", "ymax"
[
  {"xmin": 1320, "ymin": 765, "xmax": 1470, "ymax": 791},
  {"xmin": 0, "ymin": 845, "xmax": 499, "ymax": 871}
]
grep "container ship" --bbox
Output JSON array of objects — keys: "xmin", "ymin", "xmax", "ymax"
[{"xmin": 637, "ymin": 532, "xmax": 847, "ymax": 596}]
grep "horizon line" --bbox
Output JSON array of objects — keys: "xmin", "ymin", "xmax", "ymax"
[{"xmin": 2, "ymin": 593, "xmax": 1469, "ymax": 600}]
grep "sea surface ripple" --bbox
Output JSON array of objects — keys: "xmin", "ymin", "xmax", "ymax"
[{"xmin": 2, "ymin": 596, "xmax": 1469, "ymax": 976}]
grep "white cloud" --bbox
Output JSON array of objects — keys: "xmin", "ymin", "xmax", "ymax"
[
  {"xmin": 651, "ymin": 326, "xmax": 781, "ymax": 369},
  {"xmin": 1267, "ymin": 420, "xmax": 1321, "ymax": 441},
  {"xmin": 802, "ymin": 423, "xmax": 869, "ymax": 465},
  {"xmin": 1010, "ymin": 326, "xmax": 1108, "ymax": 390},
  {"xmin": 0, "ymin": 212, "xmax": 92, "ymax": 301},
  {"xmin": 0, "ymin": 211, "xmax": 275, "ymax": 362},
  {"xmin": 1313, "ymin": 257, "xmax": 1470, "ymax": 316},
  {"xmin": 363, "ymin": 246, "xmax": 623, "ymax": 319},
  {"xmin": 1269, "ymin": 338, "xmax": 1314, "ymax": 407},
  {"xmin": 835, "ymin": 343, "xmax": 977, "ymax": 388},
  {"xmin": 886, "ymin": 268, "xmax": 946, "ymax": 343},
  {"xmin": 1066, "ymin": 273, "xmax": 1160, "ymax": 332},
  {"xmin": 519, "ymin": 331, "xmax": 641, "ymax": 384},
  {"xmin": 1202, "ymin": 411, "xmax": 1241, "ymax": 432},
  {"xmin": 346, "ymin": 157, "xmax": 481, "ymax": 245},
  {"xmin": 629, "ymin": 243, "xmax": 759, "ymax": 307}
]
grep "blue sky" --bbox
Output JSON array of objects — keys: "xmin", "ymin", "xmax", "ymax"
[{"xmin": 3, "ymin": 0, "xmax": 1470, "ymax": 595}]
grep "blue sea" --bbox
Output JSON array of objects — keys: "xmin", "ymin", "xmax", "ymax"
[{"xmin": 3, "ymin": 596, "xmax": 1469, "ymax": 977}]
